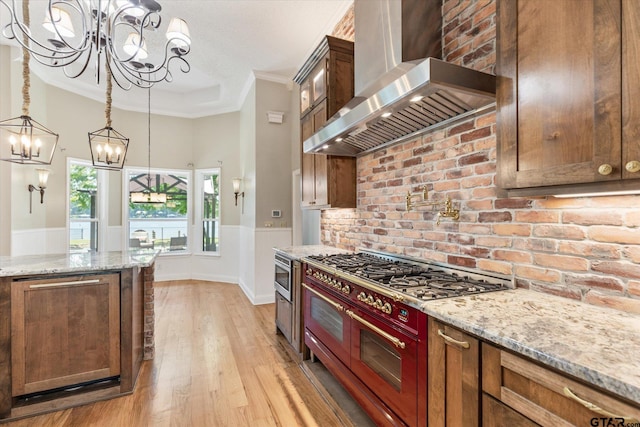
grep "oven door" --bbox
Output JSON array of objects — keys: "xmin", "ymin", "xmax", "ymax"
[
  {"xmin": 347, "ymin": 307, "xmax": 418, "ymax": 426},
  {"xmin": 303, "ymin": 282, "xmax": 350, "ymax": 365},
  {"xmin": 274, "ymin": 254, "xmax": 292, "ymax": 302}
]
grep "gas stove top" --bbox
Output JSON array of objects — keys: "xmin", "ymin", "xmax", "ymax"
[{"xmin": 305, "ymin": 251, "xmax": 511, "ymax": 301}]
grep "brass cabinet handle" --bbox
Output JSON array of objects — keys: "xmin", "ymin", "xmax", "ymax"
[
  {"xmin": 625, "ymin": 160, "xmax": 640, "ymax": 173},
  {"xmin": 597, "ymin": 164, "xmax": 613, "ymax": 176},
  {"xmin": 302, "ymin": 283, "xmax": 344, "ymax": 312},
  {"xmin": 29, "ymin": 279, "xmax": 101, "ymax": 289},
  {"xmin": 437, "ymin": 329, "xmax": 470, "ymax": 349},
  {"xmin": 345, "ymin": 309, "xmax": 406, "ymax": 349},
  {"xmin": 563, "ymin": 387, "xmax": 639, "ymax": 423}
]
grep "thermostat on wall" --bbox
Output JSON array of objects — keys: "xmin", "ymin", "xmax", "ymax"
[{"xmin": 271, "ymin": 210, "xmax": 282, "ymax": 218}]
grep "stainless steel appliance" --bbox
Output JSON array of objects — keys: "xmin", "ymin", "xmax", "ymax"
[
  {"xmin": 302, "ymin": 250, "xmax": 511, "ymax": 427},
  {"xmin": 274, "ymin": 253, "xmax": 292, "ymax": 302}
]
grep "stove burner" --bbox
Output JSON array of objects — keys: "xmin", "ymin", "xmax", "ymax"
[{"xmin": 307, "ymin": 252, "xmax": 509, "ymax": 300}]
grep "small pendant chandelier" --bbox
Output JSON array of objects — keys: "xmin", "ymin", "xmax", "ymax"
[
  {"xmin": 88, "ymin": 63, "xmax": 129, "ymax": 170},
  {"xmin": 130, "ymin": 88, "xmax": 166, "ymax": 204},
  {"xmin": 0, "ymin": 0, "xmax": 59, "ymax": 165}
]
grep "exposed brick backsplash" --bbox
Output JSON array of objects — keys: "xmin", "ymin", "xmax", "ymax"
[
  {"xmin": 331, "ymin": 3, "xmax": 354, "ymax": 41},
  {"xmin": 320, "ymin": 0, "xmax": 640, "ymax": 314}
]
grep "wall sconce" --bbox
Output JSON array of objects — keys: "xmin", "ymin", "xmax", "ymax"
[
  {"xmin": 28, "ymin": 168, "xmax": 49, "ymax": 214},
  {"xmin": 233, "ymin": 178, "xmax": 244, "ymax": 206}
]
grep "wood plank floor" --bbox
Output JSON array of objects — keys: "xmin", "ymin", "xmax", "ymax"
[{"xmin": 4, "ymin": 280, "xmax": 353, "ymax": 427}]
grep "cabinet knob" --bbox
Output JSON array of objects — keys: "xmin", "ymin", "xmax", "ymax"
[
  {"xmin": 597, "ymin": 164, "xmax": 613, "ymax": 176},
  {"xmin": 625, "ymin": 160, "xmax": 640, "ymax": 173}
]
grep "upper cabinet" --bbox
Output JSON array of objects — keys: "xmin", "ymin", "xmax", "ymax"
[
  {"xmin": 497, "ymin": 0, "xmax": 640, "ymax": 196},
  {"xmin": 295, "ymin": 35, "xmax": 356, "ymax": 209}
]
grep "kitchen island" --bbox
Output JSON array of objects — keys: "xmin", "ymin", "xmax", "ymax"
[{"xmin": 0, "ymin": 250, "xmax": 157, "ymax": 422}]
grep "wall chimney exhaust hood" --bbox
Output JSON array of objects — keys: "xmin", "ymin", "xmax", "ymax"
[{"xmin": 303, "ymin": 0, "xmax": 496, "ymax": 157}]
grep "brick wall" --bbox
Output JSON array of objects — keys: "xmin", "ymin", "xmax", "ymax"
[
  {"xmin": 321, "ymin": 0, "xmax": 640, "ymax": 314},
  {"xmin": 143, "ymin": 264, "xmax": 155, "ymax": 360},
  {"xmin": 331, "ymin": 3, "xmax": 355, "ymax": 41}
]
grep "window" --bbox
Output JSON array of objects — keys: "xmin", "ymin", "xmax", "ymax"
[
  {"xmin": 196, "ymin": 169, "xmax": 220, "ymax": 254},
  {"xmin": 125, "ymin": 168, "xmax": 190, "ymax": 253},
  {"xmin": 68, "ymin": 160, "xmax": 101, "ymax": 253}
]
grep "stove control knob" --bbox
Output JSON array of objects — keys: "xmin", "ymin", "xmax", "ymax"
[
  {"xmin": 342, "ymin": 285, "xmax": 351, "ymax": 294},
  {"xmin": 382, "ymin": 303, "xmax": 392, "ymax": 314},
  {"xmin": 357, "ymin": 292, "xmax": 366, "ymax": 301},
  {"xmin": 374, "ymin": 299, "xmax": 383, "ymax": 309},
  {"xmin": 366, "ymin": 295, "xmax": 375, "ymax": 305}
]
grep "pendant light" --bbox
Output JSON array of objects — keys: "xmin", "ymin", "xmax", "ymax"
[
  {"xmin": 88, "ymin": 63, "xmax": 129, "ymax": 170},
  {"xmin": 130, "ymin": 88, "xmax": 166, "ymax": 204},
  {"xmin": 0, "ymin": 0, "xmax": 59, "ymax": 165}
]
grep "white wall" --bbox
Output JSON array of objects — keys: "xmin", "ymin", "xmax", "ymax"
[{"xmin": 1, "ymin": 46, "xmax": 298, "ymax": 305}]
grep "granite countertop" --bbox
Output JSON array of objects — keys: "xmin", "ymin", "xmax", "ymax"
[
  {"xmin": 273, "ymin": 245, "xmax": 352, "ymax": 260},
  {"xmin": 0, "ymin": 249, "xmax": 159, "ymax": 277},
  {"xmin": 420, "ymin": 289, "xmax": 640, "ymax": 405}
]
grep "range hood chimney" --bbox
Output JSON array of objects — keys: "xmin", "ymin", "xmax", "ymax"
[{"xmin": 303, "ymin": 0, "xmax": 496, "ymax": 157}]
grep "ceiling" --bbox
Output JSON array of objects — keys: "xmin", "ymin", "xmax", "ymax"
[{"xmin": 0, "ymin": 0, "xmax": 353, "ymax": 118}]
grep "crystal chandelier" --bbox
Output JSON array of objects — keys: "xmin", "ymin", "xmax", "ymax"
[{"xmin": 0, "ymin": 0, "xmax": 192, "ymax": 89}]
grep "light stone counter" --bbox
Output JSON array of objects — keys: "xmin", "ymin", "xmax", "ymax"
[
  {"xmin": 420, "ymin": 289, "xmax": 640, "ymax": 404},
  {"xmin": 0, "ymin": 249, "xmax": 158, "ymax": 277},
  {"xmin": 273, "ymin": 245, "xmax": 352, "ymax": 260}
]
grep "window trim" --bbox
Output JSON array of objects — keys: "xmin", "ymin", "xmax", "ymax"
[
  {"xmin": 194, "ymin": 168, "xmax": 221, "ymax": 256},
  {"xmin": 66, "ymin": 157, "xmax": 108, "ymax": 253},
  {"xmin": 122, "ymin": 166, "xmax": 192, "ymax": 255}
]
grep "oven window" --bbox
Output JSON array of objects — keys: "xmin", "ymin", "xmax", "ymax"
[
  {"xmin": 311, "ymin": 297, "xmax": 343, "ymax": 342},
  {"xmin": 275, "ymin": 264, "xmax": 290, "ymax": 292},
  {"xmin": 360, "ymin": 330, "xmax": 401, "ymax": 391}
]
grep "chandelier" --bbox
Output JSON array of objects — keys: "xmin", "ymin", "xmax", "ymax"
[{"xmin": 0, "ymin": 0, "xmax": 192, "ymax": 89}]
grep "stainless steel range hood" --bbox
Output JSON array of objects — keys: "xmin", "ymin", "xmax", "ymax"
[{"xmin": 303, "ymin": 0, "xmax": 496, "ymax": 157}]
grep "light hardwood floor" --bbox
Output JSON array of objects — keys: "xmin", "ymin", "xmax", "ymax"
[{"xmin": 4, "ymin": 280, "xmax": 352, "ymax": 427}]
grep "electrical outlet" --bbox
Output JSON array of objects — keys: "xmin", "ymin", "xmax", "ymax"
[
  {"xmin": 280, "ymin": 221, "xmax": 287, "ymax": 227},
  {"xmin": 264, "ymin": 221, "xmax": 273, "ymax": 227}
]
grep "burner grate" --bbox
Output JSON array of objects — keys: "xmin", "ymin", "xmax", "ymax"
[{"xmin": 307, "ymin": 251, "xmax": 511, "ymax": 300}]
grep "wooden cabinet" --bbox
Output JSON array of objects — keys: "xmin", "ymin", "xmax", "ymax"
[
  {"xmin": 11, "ymin": 273, "xmax": 120, "ymax": 396},
  {"xmin": 482, "ymin": 343, "xmax": 640, "ymax": 426},
  {"xmin": 427, "ymin": 318, "xmax": 480, "ymax": 427},
  {"xmin": 0, "ymin": 267, "xmax": 146, "ymax": 421},
  {"xmin": 295, "ymin": 35, "xmax": 356, "ymax": 209},
  {"xmin": 497, "ymin": 0, "xmax": 640, "ymax": 195}
]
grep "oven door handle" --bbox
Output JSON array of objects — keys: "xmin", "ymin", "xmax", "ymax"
[
  {"xmin": 302, "ymin": 283, "xmax": 344, "ymax": 312},
  {"xmin": 345, "ymin": 309, "xmax": 406, "ymax": 350}
]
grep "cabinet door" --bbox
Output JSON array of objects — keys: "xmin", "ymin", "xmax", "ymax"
[
  {"xmin": 622, "ymin": 0, "xmax": 640, "ymax": 180},
  {"xmin": 301, "ymin": 112, "xmax": 316, "ymax": 208},
  {"xmin": 311, "ymin": 101, "xmax": 329, "ymax": 206},
  {"xmin": 428, "ymin": 318, "xmax": 480, "ymax": 427},
  {"xmin": 310, "ymin": 59, "xmax": 327, "ymax": 107},
  {"xmin": 482, "ymin": 343, "xmax": 640, "ymax": 425},
  {"xmin": 11, "ymin": 274, "xmax": 121, "ymax": 396},
  {"xmin": 300, "ymin": 79, "xmax": 311, "ymax": 116},
  {"xmin": 497, "ymin": 0, "xmax": 622, "ymax": 189}
]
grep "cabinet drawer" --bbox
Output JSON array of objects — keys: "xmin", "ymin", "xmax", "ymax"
[
  {"xmin": 482, "ymin": 393, "xmax": 537, "ymax": 427},
  {"xmin": 482, "ymin": 344, "xmax": 640, "ymax": 426}
]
